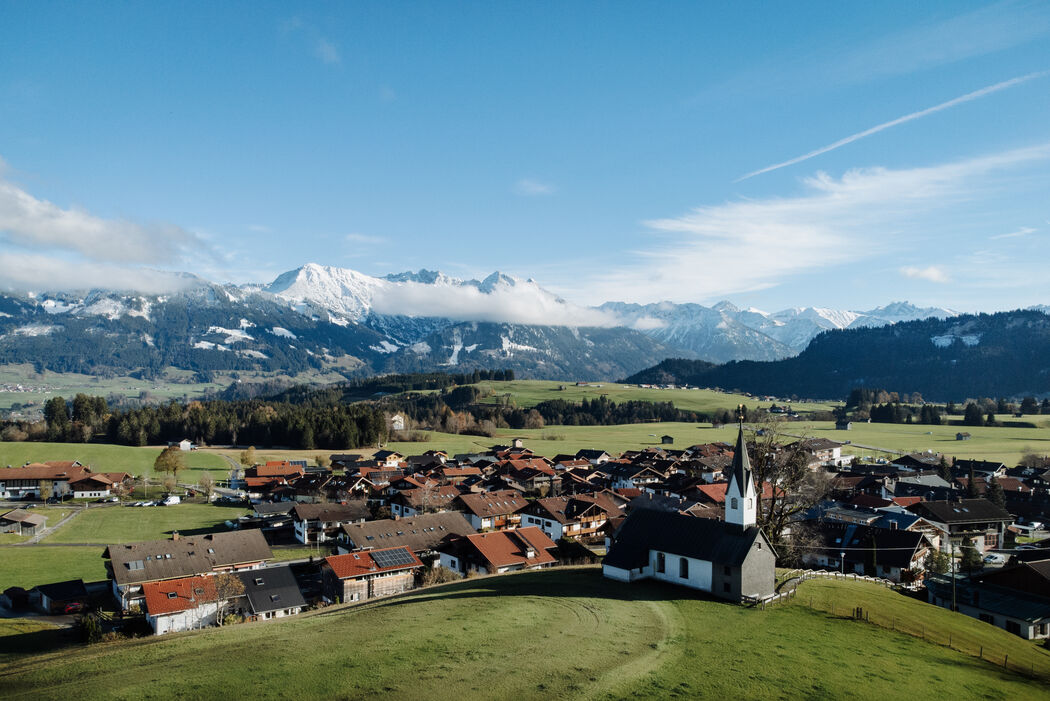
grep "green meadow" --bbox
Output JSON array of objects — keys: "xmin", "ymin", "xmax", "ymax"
[
  {"xmin": 43, "ymin": 502, "xmax": 250, "ymax": 545},
  {"xmin": 0, "ymin": 442, "xmax": 228, "ymax": 478},
  {"xmin": 0, "ymin": 569, "xmax": 1046, "ymax": 699}
]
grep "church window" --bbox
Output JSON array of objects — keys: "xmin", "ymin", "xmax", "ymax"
[
  {"xmin": 656, "ymin": 552, "xmax": 665, "ymax": 573},
  {"xmin": 746, "ymin": 498, "xmax": 753, "ymax": 509},
  {"xmin": 679, "ymin": 558, "xmax": 689, "ymax": 579},
  {"xmin": 731, "ymin": 497, "xmax": 738, "ymax": 510}
]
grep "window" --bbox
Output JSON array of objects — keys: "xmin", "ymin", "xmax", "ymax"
[
  {"xmin": 724, "ymin": 565, "xmax": 731, "ymax": 576},
  {"xmin": 656, "ymin": 552, "xmax": 665, "ymax": 573},
  {"xmin": 731, "ymin": 497, "xmax": 738, "ymax": 510},
  {"xmin": 255, "ymin": 578, "xmax": 264, "ymax": 585},
  {"xmin": 1005, "ymin": 620, "xmax": 1022, "ymax": 636},
  {"xmin": 745, "ymin": 498, "xmax": 752, "ymax": 509},
  {"xmin": 723, "ymin": 582, "xmax": 731, "ymax": 593},
  {"xmin": 167, "ymin": 591, "xmax": 178, "ymax": 599},
  {"xmin": 979, "ymin": 613, "xmax": 994, "ymax": 624},
  {"xmin": 679, "ymin": 558, "xmax": 689, "ymax": 579}
]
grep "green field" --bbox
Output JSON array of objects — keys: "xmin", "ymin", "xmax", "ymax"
[
  {"xmin": 0, "ymin": 545, "xmax": 110, "ymax": 590},
  {"xmin": 44, "ymin": 503, "xmax": 250, "ymax": 545},
  {"xmin": 0, "ymin": 569, "xmax": 1046, "ymax": 699},
  {"xmin": 786, "ymin": 417, "xmax": 1050, "ymax": 467},
  {"xmin": 472, "ymin": 379, "xmax": 840, "ymax": 414},
  {"xmin": 0, "ymin": 506, "xmax": 75, "ymax": 544},
  {"xmin": 0, "ymin": 442, "xmax": 229, "ymax": 478}
]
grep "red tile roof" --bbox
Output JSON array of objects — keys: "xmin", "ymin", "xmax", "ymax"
[
  {"xmin": 464, "ymin": 527, "xmax": 557, "ymax": 569},
  {"xmin": 324, "ymin": 547, "xmax": 423, "ymax": 579},
  {"xmin": 0, "ymin": 463, "xmax": 89, "ymax": 481},
  {"xmin": 142, "ymin": 575, "xmax": 217, "ymax": 616}
]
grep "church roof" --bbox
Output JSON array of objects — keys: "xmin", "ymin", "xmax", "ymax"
[
  {"xmin": 603, "ymin": 508, "xmax": 774, "ymax": 571},
  {"xmin": 729, "ymin": 424, "xmax": 754, "ymax": 496}
]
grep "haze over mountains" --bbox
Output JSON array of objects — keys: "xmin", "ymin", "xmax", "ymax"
[{"xmin": 0, "ymin": 262, "xmax": 1009, "ymax": 384}]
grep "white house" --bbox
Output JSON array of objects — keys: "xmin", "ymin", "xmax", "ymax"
[{"xmin": 143, "ymin": 575, "xmax": 220, "ymax": 635}]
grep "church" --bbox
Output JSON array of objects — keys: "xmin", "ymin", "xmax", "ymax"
[{"xmin": 602, "ymin": 424, "xmax": 777, "ymax": 602}]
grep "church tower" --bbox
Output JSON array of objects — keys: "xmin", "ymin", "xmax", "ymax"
[{"xmin": 725, "ymin": 419, "xmax": 757, "ymax": 531}]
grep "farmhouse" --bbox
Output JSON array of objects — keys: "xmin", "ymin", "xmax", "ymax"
[
  {"xmin": 0, "ymin": 461, "xmax": 88, "ymax": 499},
  {"xmin": 322, "ymin": 546, "xmax": 424, "ymax": 603},
  {"xmin": 104, "ymin": 529, "xmax": 272, "ymax": 610},
  {"xmin": 291, "ymin": 502, "xmax": 369, "ymax": 544},
  {"xmin": 907, "ymin": 499, "xmax": 1013, "ymax": 554},
  {"xmin": 438, "ymin": 526, "xmax": 558, "ymax": 576},
  {"xmin": 602, "ymin": 426, "xmax": 777, "ymax": 602},
  {"xmin": 519, "ymin": 494, "xmax": 620, "ymax": 541},
  {"xmin": 336, "ymin": 512, "xmax": 476, "ymax": 563},
  {"xmin": 455, "ymin": 489, "xmax": 528, "ymax": 530}
]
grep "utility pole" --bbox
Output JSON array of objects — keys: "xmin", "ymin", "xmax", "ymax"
[{"xmin": 951, "ymin": 538, "xmax": 957, "ymax": 612}]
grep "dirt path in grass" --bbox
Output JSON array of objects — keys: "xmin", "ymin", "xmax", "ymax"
[
  {"xmin": 18, "ymin": 508, "xmax": 84, "ymax": 545},
  {"xmin": 581, "ymin": 598, "xmax": 683, "ymax": 701}
]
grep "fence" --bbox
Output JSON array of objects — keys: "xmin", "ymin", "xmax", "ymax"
[{"xmin": 771, "ymin": 570, "xmax": 1050, "ymax": 682}]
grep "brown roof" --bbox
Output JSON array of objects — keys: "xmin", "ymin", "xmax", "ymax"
[
  {"xmin": 70, "ymin": 473, "xmax": 113, "ymax": 486},
  {"xmin": 292, "ymin": 502, "xmax": 369, "ymax": 523},
  {"xmin": 325, "ymin": 547, "xmax": 423, "ymax": 579},
  {"xmin": 0, "ymin": 463, "xmax": 89, "ymax": 481},
  {"xmin": 461, "ymin": 527, "xmax": 557, "ymax": 569},
  {"xmin": 105, "ymin": 529, "xmax": 272, "ymax": 586},
  {"xmin": 339, "ymin": 512, "xmax": 476, "ymax": 553},
  {"xmin": 1, "ymin": 509, "xmax": 46, "ymax": 527},
  {"xmin": 456, "ymin": 489, "xmax": 528, "ymax": 518}
]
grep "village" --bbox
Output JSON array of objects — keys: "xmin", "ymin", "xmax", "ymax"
[{"xmin": 1, "ymin": 422, "xmax": 1048, "ymax": 643}]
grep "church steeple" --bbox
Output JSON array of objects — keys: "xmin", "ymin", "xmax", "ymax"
[{"xmin": 725, "ymin": 411, "xmax": 757, "ymax": 530}]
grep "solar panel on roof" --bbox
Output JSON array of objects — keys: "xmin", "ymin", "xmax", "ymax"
[{"xmin": 370, "ymin": 547, "xmax": 416, "ymax": 569}]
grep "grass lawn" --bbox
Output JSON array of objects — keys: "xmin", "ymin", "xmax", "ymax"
[
  {"xmin": 471, "ymin": 379, "xmax": 841, "ymax": 415},
  {"xmin": 0, "ymin": 506, "xmax": 75, "ymax": 544},
  {"xmin": 1, "ymin": 569, "xmax": 1047, "ymax": 699},
  {"xmin": 0, "ymin": 545, "xmax": 109, "ymax": 591},
  {"xmin": 44, "ymin": 503, "xmax": 250, "ymax": 544},
  {"xmin": 785, "ymin": 417, "xmax": 1050, "ymax": 467},
  {"xmin": 0, "ymin": 442, "xmax": 229, "ymax": 478}
]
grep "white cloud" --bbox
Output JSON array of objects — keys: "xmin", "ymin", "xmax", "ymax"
[
  {"xmin": 739, "ymin": 71, "xmax": 1048, "ymax": 180},
  {"xmin": 990, "ymin": 226, "xmax": 1037, "ymax": 240},
  {"xmin": 345, "ymin": 233, "xmax": 386, "ymax": 245},
  {"xmin": 0, "ymin": 175, "xmax": 204, "ymax": 263},
  {"xmin": 575, "ymin": 143, "xmax": 1050, "ymax": 305},
  {"xmin": 0, "ymin": 252, "xmax": 199, "ymax": 294},
  {"xmin": 513, "ymin": 178, "xmax": 555, "ymax": 196},
  {"xmin": 900, "ymin": 265, "xmax": 950, "ymax": 283},
  {"xmin": 314, "ymin": 39, "xmax": 341, "ymax": 65}
]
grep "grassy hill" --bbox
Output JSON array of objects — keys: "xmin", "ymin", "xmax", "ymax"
[
  {"xmin": 0, "ymin": 442, "xmax": 228, "ymax": 478},
  {"xmin": 2, "ymin": 569, "xmax": 1047, "ymax": 699}
]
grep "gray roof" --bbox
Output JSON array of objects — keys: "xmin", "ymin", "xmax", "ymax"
[
  {"xmin": 340, "ymin": 512, "xmax": 476, "ymax": 553},
  {"xmin": 234, "ymin": 565, "xmax": 306, "ymax": 614},
  {"xmin": 603, "ymin": 508, "xmax": 774, "ymax": 571},
  {"xmin": 253, "ymin": 502, "xmax": 295, "ymax": 516},
  {"xmin": 728, "ymin": 425, "xmax": 754, "ymax": 498},
  {"xmin": 909, "ymin": 499, "xmax": 1013, "ymax": 525},
  {"xmin": 105, "ymin": 529, "xmax": 272, "ymax": 586}
]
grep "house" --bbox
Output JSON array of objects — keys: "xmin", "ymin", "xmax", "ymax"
[
  {"xmin": 336, "ymin": 512, "xmax": 476, "ymax": 563},
  {"xmin": 33, "ymin": 579, "xmax": 88, "ymax": 614},
  {"xmin": 373, "ymin": 450, "xmax": 404, "ymax": 468},
  {"xmin": 69, "ymin": 473, "xmax": 114, "ymax": 499},
  {"xmin": 389, "ymin": 485, "xmax": 461, "ymax": 518},
  {"xmin": 600, "ymin": 464, "xmax": 665, "ymax": 491},
  {"xmin": 790, "ymin": 438, "xmax": 843, "ymax": 466},
  {"xmin": 836, "ymin": 420, "xmax": 852, "ymax": 431},
  {"xmin": 389, "ymin": 414, "xmax": 406, "ymax": 432},
  {"xmin": 0, "ymin": 508, "xmax": 46, "ymax": 536},
  {"xmin": 176, "ymin": 439, "xmax": 194, "ymax": 451},
  {"xmin": 0, "ymin": 461, "xmax": 89, "ymax": 499},
  {"xmin": 519, "ymin": 494, "xmax": 619, "ymax": 541},
  {"xmin": 956, "ymin": 432, "xmax": 971, "ymax": 441},
  {"xmin": 798, "ymin": 522, "xmax": 932, "ymax": 583},
  {"xmin": 438, "ymin": 527, "xmax": 558, "ymax": 576},
  {"xmin": 322, "ymin": 546, "xmax": 424, "ymax": 603},
  {"xmin": 927, "ymin": 560, "xmax": 1050, "ymax": 639},
  {"xmin": 250, "ymin": 461, "xmax": 306, "ymax": 481},
  {"xmin": 602, "ymin": 426, "xmax": 777, "ymax": 602},
  {"xmin": 908, "ymin": 499, "xmax": 1013, "ymax": 554},
  {"xmin": 104, "ymin": 529, "xmax": 272, "ymax": 610},
  {"xmin": 291, "ymin": 502, "xmax": 370, "ymax": 544},
  {"xmin": 576, "ymin": 449, "xmax": 613, "ymax": 465},
  {"xmin": 233, "ymin": 566, "xmax": 307, "ymax": 621},
  {"xmin": 661, "ymin": 435, "xmax": 674, "ymax": 445},
  {"xmin": 455, "ymin": 489, "xmax": 528, "ymax": 530},
  {"xmin": 143, "ymin": 575, "xmax": 219, "ymax": 635}
]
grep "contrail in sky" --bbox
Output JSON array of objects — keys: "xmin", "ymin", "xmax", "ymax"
[{"xmin": 736, "ymin": 70, "xmax": 1049, "ymax": 182}]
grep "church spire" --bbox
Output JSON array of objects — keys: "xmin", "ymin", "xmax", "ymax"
[{"xmin": 726, "ymin": 408, "xmax": 757, "ymax": 529}]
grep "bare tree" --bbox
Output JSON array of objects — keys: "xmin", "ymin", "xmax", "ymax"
[
  {"xmin": 747, "ymin": 418, "xmax": 831, "ymax": 549},
  {"xmin": 39, "ymin": 479, "xmax": 53, "ymax": 502},
  {"xmin": 239, "ymin": 446, "xmax": 256, "ymax": 467},
  {"xmin": 315, "ymin": 454, "xmax": 330, "ymax": 469},
  {"xmin": 212, "ymin": 573, "xmax": 245, "ymax": 625},
  {"xmin": 198, "ymin": 471, "xmax": 215, "ymax": 500},
  {"xmin": 162, "ymin": 475, "xmax": 177, "ymax": 494}
]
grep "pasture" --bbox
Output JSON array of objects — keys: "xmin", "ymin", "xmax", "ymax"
[
  {"xmin": 43, "ymin": 503, "xmax": 250, "ymax": 545},
  {"xmin": 0, "ymin": 570, "xmax": 1046, "ymax": 699},
  {"xmin": 0, "ymin": 545, "xmax": 109, "ymax": 591},
  {"xmin": 471, "ymin": 379, "xmax": 840, "ymax": 414},
  {"xmin": 0, "ymin": 442, "xmax": 229, "ymax": 478}
]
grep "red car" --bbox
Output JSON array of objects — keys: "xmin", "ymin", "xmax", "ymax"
[{"xmin": 63, "ymin": 602, "xmax": 85, "ymax": 614}]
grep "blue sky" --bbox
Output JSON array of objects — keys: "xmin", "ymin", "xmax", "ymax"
[{"xmin": 0, "ymin": 1, "xmax": 1048, "ymax": 313}]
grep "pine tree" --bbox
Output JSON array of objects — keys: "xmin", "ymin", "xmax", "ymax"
[
  {"xmin": 966, "ymin": 466, "xmax": 980, "ymax": 498},
  {"xmin": 960, "ymin": 537, "xmax": 982, "ymax": 575},
  {"xmin": 937, "ymin": 456, "xmax": 952, "ymax": 483},
  {"xmin": 986, "ymin": 475, "xmax": 1006, "ymax": 509}
]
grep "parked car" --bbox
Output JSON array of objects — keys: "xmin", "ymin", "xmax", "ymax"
[{"xmin": 63, "ymin": 602, "xmax": 85, "ymax": 614}]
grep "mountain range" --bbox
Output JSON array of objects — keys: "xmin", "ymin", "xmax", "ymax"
[{"xmin": 0, "ymin": 263, "xmax": 1002, "ymax": 385}]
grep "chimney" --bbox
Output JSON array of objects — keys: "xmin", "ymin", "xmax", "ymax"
[{"xmin": 172, "ymin": 531, "xmax": 180, "ymax": 541}]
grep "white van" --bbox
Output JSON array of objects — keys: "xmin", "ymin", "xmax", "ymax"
[{"xmin": 162, "ymin": 495, "xmax": 181, "ymax": 506}]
